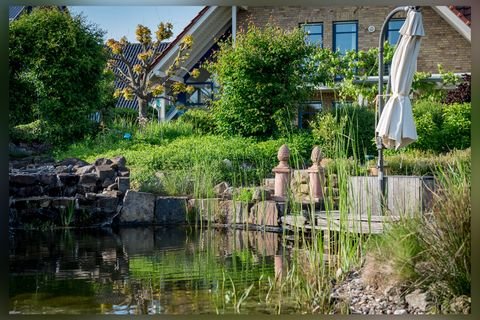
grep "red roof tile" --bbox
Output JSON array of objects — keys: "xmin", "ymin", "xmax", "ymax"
[{"xmin": 449, "ymin": 5, "xmax": 471, "ymax": 26}]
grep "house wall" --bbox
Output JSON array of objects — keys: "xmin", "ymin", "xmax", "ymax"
[{"xmin": 237, "ymin": 6, "xmax": 470, "ymax": 73}]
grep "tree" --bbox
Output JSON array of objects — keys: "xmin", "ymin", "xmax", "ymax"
[
  {"xmin": 207, "ymin": 24, "xmax": 314, "ymax": 137},
  {"xmin": 105, "ymin": 23, "xmax": 198, "ymax": 123},
  {"xmin": 9, "ymin": 7, "xmax": 110, "ymax": 145}
]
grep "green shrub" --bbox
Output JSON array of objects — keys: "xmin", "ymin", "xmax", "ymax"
[
  {"xmin": 208, "ymin": 23, "xmax": 313, "ymax": 137},
  {"xmin": 178, "ymin": 108, "xmax": 216, "ymax": 134},
  {"xmin": 441, "ymin": 103, "xmax": 470, "ymax": 151},
  {"xmin": 10, "ymin": 119, "xmax": 48, "ymax": 143},
  {"xmin": 9, "ymin": 8, "xmax": 109, "ymax": 146}
]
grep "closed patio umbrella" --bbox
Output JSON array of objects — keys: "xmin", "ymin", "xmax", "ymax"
[{"xmin": 376, "ymin": 9, "xmax": 424, "ymax": 149}]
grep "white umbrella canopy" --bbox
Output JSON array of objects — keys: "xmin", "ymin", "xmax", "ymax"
[{"xmin": 376, "ymin": 9, "xmax": 425, "ymax": 150}]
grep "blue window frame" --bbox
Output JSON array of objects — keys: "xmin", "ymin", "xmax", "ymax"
[
  {"xmin": 386, "ymin": 18, "xmax": 405, "ymax": 45},
  {"xmin": 333, "ymin": 21, "xmax": 358, "ymax": 54},
  {"xmin": 301, "ymin": 23, "xmax": 323, "ymax": 47}
]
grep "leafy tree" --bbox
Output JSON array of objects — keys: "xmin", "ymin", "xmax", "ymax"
[
  {"xmin": 208, "ymin": 24, "xmax": 314, "ymax": 137},
  {"xmin": 105, "ymin": 23, "xmax": 198, "ymax": 124},
  {"xmin": 9, "ymin": 7, "xmax": 110, "ymax": 145}
]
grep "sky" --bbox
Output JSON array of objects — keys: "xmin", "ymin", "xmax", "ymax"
[{"xmin": 68, "ymin": 6, "xmax": 204, "ymax": 42}]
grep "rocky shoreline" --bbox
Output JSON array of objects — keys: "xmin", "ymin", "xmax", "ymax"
[{"xmin": 331, "ymin": 267, "xmax": 471, "ymax": 315}]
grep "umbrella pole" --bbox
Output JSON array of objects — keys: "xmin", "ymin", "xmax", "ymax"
[{"xmin": 377, "ymin": 6, "xmax": 412, "ymax": 213}]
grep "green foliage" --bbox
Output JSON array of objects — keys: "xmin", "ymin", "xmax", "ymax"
[
  {"xmin": 9, "ymin": 8, "xmax": 110, "ymax": 145},
  {"xmin": 310, "ymin": 105, "xmax": 376, "ymax": 158},
  {"xmin": 10, "ymin": 120, "xmax": 48, "ymax": 144},
  {"xmin": 412, "ymin": 100, "xmax": 470, "ymax": 153},
  {"xmin": 208, "ymin": 24, "xmax": 313, "ymax": 137},
  {"xmin": 178, "ymin": 108, "xmax": 216, "ymax": 134}
]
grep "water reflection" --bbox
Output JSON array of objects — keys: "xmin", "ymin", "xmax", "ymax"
[{"xmin": 9, "ymin": 227, "xmax": 298, "ymax": 314}]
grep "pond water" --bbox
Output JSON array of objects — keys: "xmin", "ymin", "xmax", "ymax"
[{"xmin": 9, "ymin": 226, "xmax": 320, "ymax": 314}]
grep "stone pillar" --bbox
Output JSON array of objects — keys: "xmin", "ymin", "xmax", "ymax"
[
  {"xmin": 307, "ymin": 146, "xmax": 325, "ymax": 201},
  {"xmin": 272, "ymin": 144, "xmax": 291, "ymax": 200}
]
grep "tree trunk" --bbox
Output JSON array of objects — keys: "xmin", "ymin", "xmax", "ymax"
[{"xmin": 137, "ymin": 97, "xmax": 149, "ymax": 125}]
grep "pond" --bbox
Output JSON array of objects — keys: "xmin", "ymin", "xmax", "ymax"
[{"xmin": 9, "ymin": 226, "xmax": 330, "ymax": 314}]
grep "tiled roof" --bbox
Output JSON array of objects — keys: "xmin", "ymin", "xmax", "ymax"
[
  {"xmin": 113, "ymin": 42, "xmax": 170, "ymax": 109},
  {"xmin": 9, "ymin": 6, "xmax": 26, "ymax": 21},
  {"xmin": 449, "ymin": 6, "xmax": 471, "ymax": 26}
]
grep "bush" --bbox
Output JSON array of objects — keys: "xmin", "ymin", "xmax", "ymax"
[
  {"xmin": 10, "ymin": 120, "xmax": 48, "ymax": 144},
  {"xmin": 412, "ymin": 100, "xmax": 470, "ymax": 153},
  {"xmin": 208, "ymin": 23, "xmax": 313, "ymax": 137},
  {"xmin": 178, "ymin": 108, "xmax": 216, "ymax": 134},
  {"xmin": 9, "ymin": 8, "xmax": 109, "ymax": 145}
]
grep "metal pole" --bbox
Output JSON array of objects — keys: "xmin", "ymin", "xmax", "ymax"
[{"xmin": 377, "ymin": 6, "xmax": 411, "ymax": 213}]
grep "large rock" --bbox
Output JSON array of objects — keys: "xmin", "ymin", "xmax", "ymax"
[
  {"xmin": 111, "ymin": 156, "xmax": 127, "ymax": 170},
  {"xmin": 94, "ymin": 158, "xmax": 113, "ymax": 166},
  {"xmin": 249, "ymin": 200, "xmax": 279, "ymax": 226},
  {"xmin": 56, "ymin": 158, "xmax": 89, "ymax": 167},
  {"xmin": 9, "ymin": 174, "xmax": 38, "ymax": 186},
  {"xmin": 95, "ymin": 165, "xmax": 116, "ymax": 182},
  {"xmin": 155, "ymin": 197, "xmax": 188, "ymax": 225},
  {"xmin": 116, "ymin": 177, "xmax": 130, "ymax": 193},
  {"xmin": 96, "ymin": 194, "xmax": 119, "ymax": 214},
  {"xmin": 221, "ymin": 200, "xmax": 250, "ymax": 224},
  {"xmin": 57, "ymin": 173, "xmax": 79, "ymax": 186},
  {"xmin": 214, "ymin": 182, "xmax": 229, "ymax": 196},
  {"xmin": 251, "ymin": 187, "xmax": 272, "ymax": 201},
  {"xmin": 119, "ymin": 190, "xmax": 155, "ymax": 224},
  {"xmin": 75, "ymin": 165, "xmax": 96, "ymax": 175},
  {"xmin": 188, "ymin": 198, "xmax": 223, "ymax": 223}
]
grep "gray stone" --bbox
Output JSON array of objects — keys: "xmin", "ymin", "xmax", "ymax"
[
  {"xmin": 57, "ymin": 173, "xmax": 79, "ymax": 186},
  {"xmin": 96, "ymin": 194, "xmax": 119, "ymax": 213},
  {"xmin": 75, "ymin": 165, "xmax": 96, "ymax": 175},
  {"xmin": 214, "ymin": 182, "xmax": 229, "ymax": 195},
  {"xmin": 106, "ymin": 183, "xmax": 118, "ymax": 191},
  {"xmin": 79, "ymin": 173, "xmax": 98, "ymax": 185},
  {"xmin": 56, "ymin": 158, "xmax": 89, "ymax": 167},
  {"xmin": 119, "ymin": 190, "xmax": 155, "ymax": 224},
  {"xmin": 102, "ymin": 178, "xmax": 114, "ymax": 188},
  {"xmin": 55, "ymin": 165, "xmax": 71, "ymax": 174},
  {"xmin": 155, "ymin": 197, "xmax": 188, "ymax": 225},
  {"xmin": 96, "ymin": 165, "xmax": 116, "ymax": 181},
  {"xmin": 263, "ymin": 178, "xmax": 275, "ymax": 189},
  {"xmin": 94, "ymin": 158, "xmax": 113, "ymax": 166},
  {"xmin": 405, "ymin": 289, "xmax": 429, "ymax": 312},
  {"xmin": 111, "ymin": 156, "xmax": 127, "ymax": 169},
  {"xmin": 252, "ymin": 187, "xmax": 272, "ymax": 201},
  {"xmin": 116, "ymin": 177, "xmax": 130, "ymax": 193},
  {"xmin": 119, "ymin": 170, "xmax": 130, "ymax": 177},
  {"xmin": 393, "ymin": 309, "xmax": 407, "ymax": 315},
  {"xmin": 85, "ymin": 193, "xmax": 97, "ymax": 200},
  {"xmin": 38, "ymin": 174, "xmax": 57, "ymax": 186},
  {"xmin": 10, "ymin": 174, "xmax": 38, "ymax": 186}
]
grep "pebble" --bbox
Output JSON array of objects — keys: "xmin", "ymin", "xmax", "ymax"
[{"xmin": 394, "ymin": 309, "xmax": 407, "ymax": 315}]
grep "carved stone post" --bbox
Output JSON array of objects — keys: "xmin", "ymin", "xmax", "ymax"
[
  {"xmin": 307, "ymin": 146, "xmax": 325, "ymax": 201},
  {"xmin": 272, "ymin": 144, "xmax": 290, "ymax": 200}
]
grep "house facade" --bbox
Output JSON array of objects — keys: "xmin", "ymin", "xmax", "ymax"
[{"xmin": 132, "ymin": 6, "xmax": 471, "ymax": 124}]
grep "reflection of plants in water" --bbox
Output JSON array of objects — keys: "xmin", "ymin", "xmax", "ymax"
[{"xmin": 59, "ymin": 201, "xmax": 75, "ymax": 227}]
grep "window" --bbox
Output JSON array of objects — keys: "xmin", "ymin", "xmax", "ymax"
[
  {"xmin": 332, "ymin": 101, "xmax": 353, "ymax": 109},
  {"xmin": 333, "ymin": 21, "xmax": 358, "ymax": 54},
  {"xmin": 185, "ymin": 82, "xmax": 215, "ymax": 106},
  {"xmin": 386, "ymin": 19, "xmax": 405, "ymax": 45},
  {"xmin": 302, "ymin": 23, "xmax": 323, "ymax": 47},
  {"xmin": 298, "ymin": 101, "xmax": 322, "ymax": 128}
]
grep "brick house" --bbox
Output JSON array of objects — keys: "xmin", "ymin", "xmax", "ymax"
[{"xmin": 140, "ymin": 6, "xmax": 472, "ymax": 123}]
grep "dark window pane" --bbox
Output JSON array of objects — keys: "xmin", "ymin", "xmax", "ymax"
[{"xmin": 334, "ymin": 22, "xmax": 356, "ymax": 33}]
